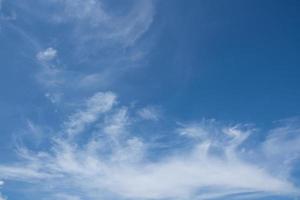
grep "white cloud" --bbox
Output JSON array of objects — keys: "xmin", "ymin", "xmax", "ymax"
[
  {"xmin": 64, "ymin": 91, "xmax": 116, "ymax": 136},
  {"xmin": 176, "ymin": 119, "xmax": 226, "ymax": 139},
  {"xmin": 78, "ymin": 74, "xmax": 104, "ymax": 88},
  {"xmin": 9, "ymin": 0, "xmax": 155, "ymax": 109},
  {"xmin": 261, "ymin": 119, "xmax": 300, "ymax": 178},
  {"xmin": 263, "ymin": 120, "xmax": 300, "ymax": 158},
  {"xmin": 137, "ymin": 106, "xmax": 160, "ymax": 121},
  {"xmin": 35, "ymin": 47, "xmax": 62, "ymax": 89},
  {"xmin": 177, "ymin": 122, "xmax": 209, "ymax": 139},
  {"xmin": 52, "ymin": 0, "xmax": 154, "ymax": 47},
  {"xmin": 0, "ymin": 92, "xmax": 299, "ymax": 200},
  {"xmin": 0, "ymin": 165, "xmax": 52, "ymax": 180},
  {"xmin": 103, "ymin": 107, "xmax": 129, "ymax": 137},
  {"xmin": 2, "ymin": 1, "xmax": 299, "ymax": 200},
  {"xmin": 36, "ymin": 47, "xmax": 57, "ymax": 62}
]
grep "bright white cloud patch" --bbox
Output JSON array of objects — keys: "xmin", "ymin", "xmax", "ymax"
[
  {"xmin": 36, "ymin": 47, "xmax": 57, "ymax": 62},
  {"xmin": 0, "ymin": 92, "xmax": 299, "ymax": 200}
]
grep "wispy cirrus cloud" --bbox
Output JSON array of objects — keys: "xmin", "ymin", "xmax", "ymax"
[{"xmin": 0, "ymin": 92, "xmax": 299, "ymax": 200}]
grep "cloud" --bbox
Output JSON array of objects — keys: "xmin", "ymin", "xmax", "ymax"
[
  {"xmin": 64, "ymin": 91, "xmax": 116, "ymax": 136},
  {"xmin": 2, "ymin": 1, "xmax": 299, "ymax": 200},
  {"xmin": 19, "ymin": 0, "xmax": 155, "ymax": 106},
  {"xmin": 35, "ymin": 47, "xmax": 64, "ymax": 91},
  {"xmin": 261, "ymin": 119, "xmax": 300, "ymax": 178},
  {"xmin": 263, "ymin": 119, "xmax": 300, "ymax": 158},
  {"xmin": 52, "ymin": 0, "xmax": 154, "ymax": 47},
  {"xmin": 137, "ymin": 106, "xmax": 160, "ymax": 121},
  {"xmin": 177, "ymin": 122, "xmax": 210, "ymax": 139},
  {"xmin": 36, "ymin": 47, "xmax": 57, "ymax": 62},
  {"xmin": 103, "ymin": 107, "xmax": 129, "ymax": 137},
  {"xmin": 0, "ymin": 92, "xmax": 299, "ymax": 200}
]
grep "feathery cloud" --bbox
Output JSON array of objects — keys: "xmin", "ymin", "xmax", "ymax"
[{"xmin": 0, "ymin": 92, "xmax": 299, "ymax": 200}]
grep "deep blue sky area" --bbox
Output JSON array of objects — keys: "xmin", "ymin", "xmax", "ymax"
[
  {"xmin": 126, "ymin": 0, "xmax": 300, "ymax": 123},
  {"xmin": 0, "ymin": 1, "xmax": 300, "ymax": 200}
]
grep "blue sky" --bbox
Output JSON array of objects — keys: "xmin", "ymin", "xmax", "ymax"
[{"xmin": 0, "ymin": 0, "xmax": 300, "ymax": 200}]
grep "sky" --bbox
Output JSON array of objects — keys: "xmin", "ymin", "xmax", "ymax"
[{"xmin": 0, "ymin": 0, "xmax": 300, "ymax": 200}]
